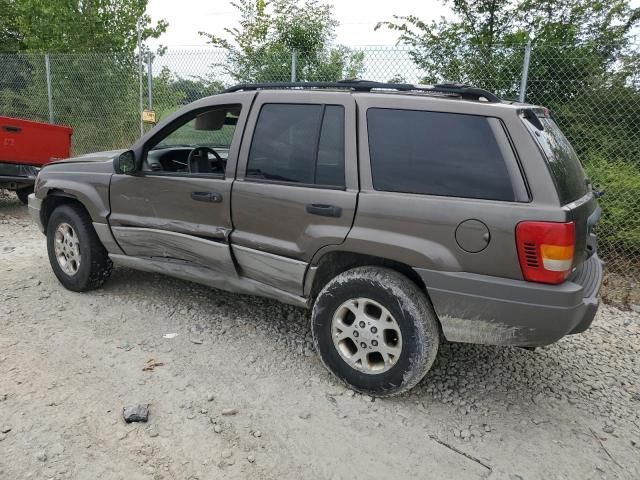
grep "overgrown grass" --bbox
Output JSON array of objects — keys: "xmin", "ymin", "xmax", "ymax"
[{"xmin": 583, "ymin": 155, "xmax": 640, "ymax": 259}]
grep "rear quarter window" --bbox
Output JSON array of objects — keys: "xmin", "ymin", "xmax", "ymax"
[
  {"xmin": 367, "ymin": 108, "xmax": 515, "ymax": 201},
  {"xmin": 525, "ymin": 116, "xmax": 588, "ymax": 205}
]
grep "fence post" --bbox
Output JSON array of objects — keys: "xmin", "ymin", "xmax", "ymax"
[
  {"xmin": 44, "ymin": 54, "xmax": 54, "ymax": 123},
  {"xmin": 519, "ymin": 40, "xmax": 532, "ymax": 103},
  {"xmin": 137, "ymin": 20, "xmax": 144, "ymax": 137},
  {"xmin": 147, "ymin": 52, "xmax": 153, "ymax": 110},
  {"xmin": 291, "ymin": 49, "xmax": 297, "ymax": 82}
]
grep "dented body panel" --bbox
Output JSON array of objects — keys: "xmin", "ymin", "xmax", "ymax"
[{"xmin": 34, "ymin": 155, "xmax": 117, "ymax": 224}]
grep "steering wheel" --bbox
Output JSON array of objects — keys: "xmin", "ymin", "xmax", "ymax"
[{"xmin": 187, "ymin": 146, "xmax": 224, "ymax": 174}]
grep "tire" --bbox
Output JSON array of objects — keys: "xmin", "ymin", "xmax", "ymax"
[
  {"xmin": 46, "ymin": 204, "xmax": 113, "ymax": 291},
  {"xmin": 16, "ymin": 186, "xmax": 33, "ymax": 205},
  {"xmin": 312, "ymin": 267, "xmax": 440, "ymax": 397}
]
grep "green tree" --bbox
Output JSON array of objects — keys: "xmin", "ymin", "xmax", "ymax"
[
  {"xmin": 376, "ymin": 1, "xmax": 526, "ymax": 95},
  {"xmin": 0, "ymin": 0, "xmax": 167, "ymax": 154},
  {"xmin": 3, "ymin": 0, "xmax": 166, "ymax": 53},
  {"xmin": 200, "ymin": 0, "xmax": 364, "ymax": 83},
  {"xmin": 377, "ymin": 0, "xmax": 640, "ymax": 258},
  {"xmin": 376, "ymin": 0, "xmax": 638, "ymax": 97},
  {"xmin": 168, "ymin": 76, "xmax": 225, "ymax": 105},
  {"xmin": 0, "ymin": 1, "xmax": 33, "ymax": 102},
  {"xmin": 150, "ymin": 68, "xmax": 225, "ymax": 122},
  {"xmin": 0, "ymin": 0, "xmax": 21, "ymax": 51}
]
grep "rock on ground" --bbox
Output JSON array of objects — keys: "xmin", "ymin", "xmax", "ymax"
[{"xmin": 123, "ymin": 404, "xmax": 150, "ymax": 423}]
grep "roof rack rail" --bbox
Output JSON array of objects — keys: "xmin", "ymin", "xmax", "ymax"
[{"xmin": 222, "ymin": 80, "xmax": 501, "ymax": 103}]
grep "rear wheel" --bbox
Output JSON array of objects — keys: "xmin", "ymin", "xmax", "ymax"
[
  {"xmin": 46, "ymin": 204, "xmax": 113, "ymax": 291},
  {"xmin": 16, "ymin": 186, "xmax": 33, "ymax": 205},
  {"xmin": 312, "ymin": 267, "xmax": 440, "ymax": 397}
]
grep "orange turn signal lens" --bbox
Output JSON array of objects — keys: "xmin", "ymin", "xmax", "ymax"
[{"xmin": 540, "ymin": 244, "xmax": 574, "ymax": 260}]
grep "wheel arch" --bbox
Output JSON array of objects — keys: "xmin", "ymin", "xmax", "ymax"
[
  {"xmin": 305, "ymin": 250, "xmax": 428, "ymax": 303},
  {"xmin": 41, "ymin": 190, "xmax": 89, "ymax": 232}
]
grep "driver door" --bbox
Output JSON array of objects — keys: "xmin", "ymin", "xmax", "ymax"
[{"xmin": 108, "ymin": 97, "xmax": 251, "ymax": 274}]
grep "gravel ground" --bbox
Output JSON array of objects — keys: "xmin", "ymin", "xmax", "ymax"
[{"xmin": 1, "ymin": 191, "xmax": 639, "ymax": 480}]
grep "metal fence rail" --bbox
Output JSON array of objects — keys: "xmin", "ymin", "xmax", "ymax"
[{"xmin": 0, "ymin": 44, "xmax": 638, "ymax": 284}]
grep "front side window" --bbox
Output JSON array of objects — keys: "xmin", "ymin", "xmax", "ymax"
[
  {"xmin": 247, "ymin": 103, "xmax": 345, "ymax": 187},
  {"xmin": 367, "ymin": 108, "xmax": 515, "ymax": 201},
  {"xmin": 154, "ymin": 108, "xmax": 239, "ymax": 150},
  {"xmin": 144, "ymin": 105, "xmax": 241, "ymax": 175}
]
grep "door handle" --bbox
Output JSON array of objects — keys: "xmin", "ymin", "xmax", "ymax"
[
  {"xmin": 306, "ymin": 203, "xmax": 342, "ymax": 218},
  {"xmin": 191, "ymin": 191, "xmax": 222, "ymax": 203},
  {"xmin": 2, "ymin": 125, "xmax": 21, "ymax": 133}
]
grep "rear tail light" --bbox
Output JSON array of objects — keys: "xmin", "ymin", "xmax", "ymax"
[{"xmin": 516, "ymin": 221, "xmax": 575, "ymax": 284}]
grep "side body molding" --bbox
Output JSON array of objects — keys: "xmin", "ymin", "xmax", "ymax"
[{"xmin": 109, "ymin": 254, "xmax": 308, "ymax": 308}]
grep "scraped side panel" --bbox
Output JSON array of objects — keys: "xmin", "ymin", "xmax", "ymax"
[
  {"xmin": 232, "ymin": 244, "xmax": 307, "ymax": 295},
  {"xmin": 111, "ymin": 226, "xmax": 236, "ymax": 275}
]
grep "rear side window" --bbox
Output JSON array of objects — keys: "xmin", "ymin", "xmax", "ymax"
[
  {"xmin": 316, "ymin": 106, "xmax": 345, "ymax": 186},
  {"xmin": 527, "ymin": 117, "xmax": 588, "ymax": 204},
  {"xmin": 367, "ymin": 108, "xmax": 515, "ymax": 201},
  {"xmin": 247, "ymin": 103, "xmax": 345, "ymax": 187}
]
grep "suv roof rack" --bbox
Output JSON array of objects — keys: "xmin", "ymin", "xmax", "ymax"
[{"xmin": 223, "ymin": 80, "xmax": 501, "ymax": 103}]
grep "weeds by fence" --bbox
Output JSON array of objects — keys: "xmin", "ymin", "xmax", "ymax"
[{"xmin": 0, "ymin": 44, "xmax": 638, "ymax": 281}]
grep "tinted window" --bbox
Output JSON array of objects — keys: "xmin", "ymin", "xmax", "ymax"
[
  {"xmin": 367, "ymin": 109, "xmax": 515, "ymax": 201},
  {"xmin": 247, "ymin": 103, "xmax": 344, "ymax": 187},
  {"xmin": 528, "ymin": 117, "xmax": 588, "ymax": 204},
  {"xmin": 316, "ymin": 105, "xmax": 345, "ymax": 186}
]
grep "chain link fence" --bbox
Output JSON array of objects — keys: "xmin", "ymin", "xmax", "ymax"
[{"xmin": 1, "ymin": 44, "xmax": 638, "ymax": 289}]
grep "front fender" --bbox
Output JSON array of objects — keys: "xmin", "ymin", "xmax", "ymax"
[{"xmin": 36, "ymin": 160, "xmax": 114, "ymax": 223}]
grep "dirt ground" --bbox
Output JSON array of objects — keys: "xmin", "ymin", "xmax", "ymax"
[{"xmin": 1, "ymin": 191, "xmax": 639, "ymax": 480}]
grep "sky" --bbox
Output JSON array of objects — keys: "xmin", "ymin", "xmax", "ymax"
[{"xmin": 146, "ymin": 0, "xmax": 452, "ymax": 49}]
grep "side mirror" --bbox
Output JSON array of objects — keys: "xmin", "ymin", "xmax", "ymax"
[{"xmin": 115, "ymin": 150, "xmax": 136, "ymax": 174}]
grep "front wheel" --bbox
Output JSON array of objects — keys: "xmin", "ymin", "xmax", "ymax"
[
  {"xmin": 312, "ymin": 267, "xmax": 440, "ymax": 397},
  {"xmin": 46, "ymin": 204, "xmax": 113, "ymax": 291}
]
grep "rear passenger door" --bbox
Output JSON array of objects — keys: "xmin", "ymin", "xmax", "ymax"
[{"xmin": 231, "ymin": 91, "xmax": 358, "ymax": 295}]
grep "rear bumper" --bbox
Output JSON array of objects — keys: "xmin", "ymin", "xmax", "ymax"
[
  {"xmin": 0, "ymin": 163, "xmax": 39, "ymax": 189},
  {"xmin": 0, "ymin": 175, "xmax": 36, "ymax": 186},
  {"xmin": 417, "ymin": 254, "xmax": 603, "ymax": 347},
  {"xmin": 28, "ymin": 193, "xmax": 45, "ymax": 233}
]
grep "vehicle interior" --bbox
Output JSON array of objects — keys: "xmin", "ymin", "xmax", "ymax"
[{"xmin": 144, "ymin": 106, "xmax": 240, "ymax": 175}]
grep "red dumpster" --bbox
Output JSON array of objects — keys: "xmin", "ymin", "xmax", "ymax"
[{"xmin": 0, "ymin": 116, "xmax": 73, "ymax": 204}]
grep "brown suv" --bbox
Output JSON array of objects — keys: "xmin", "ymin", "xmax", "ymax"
[{"xmin": 28, "ymin": 81, "xmax": 603, "ymax": 396}]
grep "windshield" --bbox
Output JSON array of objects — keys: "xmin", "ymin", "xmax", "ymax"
[{"xmin": 525, "ymin": 116, "xmax": 588, "ymax": 204}]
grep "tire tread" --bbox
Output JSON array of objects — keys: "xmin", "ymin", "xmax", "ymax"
[
  {"xmin": 46, "ymin": 203, "xmax": 112, "ymax": 291},
  {"xmin": 312, "ymin": 266, "xmax": 440, "ymax": 397}
]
